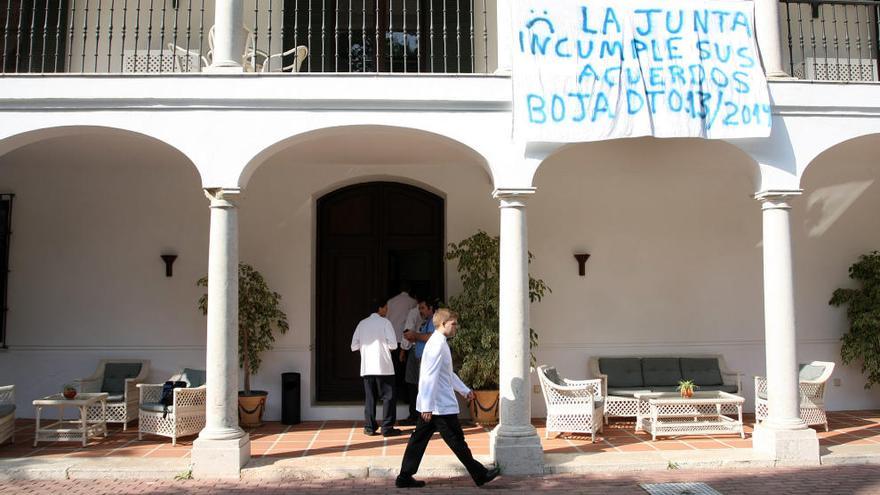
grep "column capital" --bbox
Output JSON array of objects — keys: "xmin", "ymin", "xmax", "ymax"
[
  {"xmin": 204, "ymin": 188, "xmax": 241, "ymax": 207},
  {"xmin": 755, "ymin": 189, "xmax": 802, "ymax": 210},
  {"xmin": 493, "ymin": 188, "xmax": 535, "ymax": 208}
]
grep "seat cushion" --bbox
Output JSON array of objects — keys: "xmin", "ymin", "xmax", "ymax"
[
  {"xmin": 642, "ymin": 358, "xmax": 682, "ymax": 386},
  {"xmin": 680, "ymin": 358, "xmax": 724, "ymax": 386},
  {"xmin": 181, "ymin": 368, "xmax": 206, "ymax": 388},
  {"xmin": 599, "ymin": 358, "xmax": 644, "ymax": 388},
  {"xmin": 0, "ymin": 404, "xmax": 15, "ymax": 418},
  {"xmin": 799, "ymin": 364, "xmax": 826, "ymax": 381},
  {"xmin": 106, "ymin": 394, "xmax": 125, "ymax": 403},
  {"xmin": 140, "ymin": 402, "xmax": 172, "ymax": 414},
  {"xmin": 101, "ymin": 362, "xmax": 143, "ymax": 395}
]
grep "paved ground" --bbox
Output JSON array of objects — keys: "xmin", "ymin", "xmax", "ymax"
[
  {"xmin": 6, "ymin": 410, "xmax": 879, "ymax": 460},
  {"xmin": 1, "ymin": 464, "xmax": 880, "ymax": 494}
]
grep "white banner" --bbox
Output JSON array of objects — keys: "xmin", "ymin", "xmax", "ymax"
[{"xmin": 512, "ymin": 0, "xmax": 771, "ymax": 142}]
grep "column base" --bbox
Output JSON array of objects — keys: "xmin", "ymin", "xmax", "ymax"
[
  {"xmin": 752, "ymin": 423, "xmax": 819, "ymax": 464},
  {"xmin": 490, "ymin": 426, "xmax": 544, "ymax": 475},
  {"xmin": 192, "ymin": 433, "xmax": 251, "ymax": 479}
]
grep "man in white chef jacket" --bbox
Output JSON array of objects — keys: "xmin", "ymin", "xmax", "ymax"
[
  {"xmin": 351, "ymin": 299, "xmax": 403, "ymax": 437},
  {"xmin": 395, "ymin": 308, "xmax": 500, "ymax": 488}
]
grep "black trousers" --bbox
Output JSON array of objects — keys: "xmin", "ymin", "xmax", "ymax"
[
  {"xmin": 398, "ymin": 414, "xmax": 488, "ymax": 483},
  {"xmin": 392, "ymin": 346, "xmax": 408, "ymax": 404},
  {"xmin": 363, "ymin": 375, "xmax": 396, "ymax": 433}
]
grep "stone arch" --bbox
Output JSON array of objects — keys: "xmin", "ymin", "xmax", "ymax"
[
  {"xmin": 0, "ymin": 125, "xmax": 203, "ymax": 181},
  {"xmin": 238, "ymin": 124, "xmax": 494, "ymax": 188}
]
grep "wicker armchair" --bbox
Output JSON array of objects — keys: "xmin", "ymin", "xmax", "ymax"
[
  {"xmin": 537, "ymin": 365, "xmax": 604, "ymax": 442},
  {"xmin": 0, "ymin": 385, "xmax": 14, "ymax": 445},
  {"xmin": 76, "ymin": 359, "xmax": 149, "ymax": 431},
  {"xmin": 138, "ymin": 368, "xmax": 206, "ymax": 445},
  {"xmin": 755, "ymin": 361, "xmax": 835, "ymax": 431}
]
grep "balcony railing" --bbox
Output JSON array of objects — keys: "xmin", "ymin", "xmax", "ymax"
[
  {"xmin": 781, "ymin": 0, "xmax": 880, "ymax": 81},
  {"xmin": 0, "ymin": 0, "xmax": 494, "ymax": 74}
]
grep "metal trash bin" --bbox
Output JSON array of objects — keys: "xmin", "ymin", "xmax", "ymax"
[{"xmin": 281, "ymin": 372, "xmax": 301, "ymax": 425}]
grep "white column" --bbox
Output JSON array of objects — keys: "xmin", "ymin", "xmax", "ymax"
[
  {"xmin": 490, "ymin": 188, "xmax": 543, "ymax": 475},
  {"xmin": 208, "ymin": 0, "xmax": 245, "ymax": 71},
  {"xmin": 752, "ymin": 190, "xmax": 818, "ymax": 463},
  {"xmin": 755, "ymin": 0, "xmax": 789, "ymax": 77},
  {"xmin": 494, "ymin": 1, "xmax": 512, "ymax": 75},
  {"xmin": 192, "ymin": 188, "xmax": 251, "ymax": 478}
]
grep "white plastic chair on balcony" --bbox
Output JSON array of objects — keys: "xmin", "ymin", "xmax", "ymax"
[
  {"xmin": 0, "ymin": 385, "xmax": 14, "ymax": 445},
  {"xmin": 138, "ymin": 368, "xmax": 206, "ymax": 445},
  {"xmin": 755, "ymin": 361, "xmax": 836, "ymax": 431},
  {"xmin": 261, "ymin": 45, "xmax": 309, "ymax": 72},
  {"xmin": 75, "ymin": 359, "xmax": 149, "ymax": 431},
  {"xmin": 166, "ymin": 43, "xmax": 208, "ymax": 72},
  {"xmin": 537, "ymin": 365, "xmax": 604, "ymax": 442}
]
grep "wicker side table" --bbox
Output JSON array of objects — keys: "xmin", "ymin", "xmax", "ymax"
[
  {"xmin": 634, "ymin": 391, "xmax": 745, "ymax": 441},
  {"xmin": 33, "ymin": 393, "xmax": 109, "ymax": 447}
]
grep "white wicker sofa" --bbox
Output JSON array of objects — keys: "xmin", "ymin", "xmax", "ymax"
[
  {"xmin": 588, "ymin": 355, "xmax": 743, "ymax": 423},
  {"xmin": 0, "ymin": 385, "xmax": 14, "ymax": 445},
  {"xmin": 76, "ymin": 359, "xmax": 150, "ymax": 431}
]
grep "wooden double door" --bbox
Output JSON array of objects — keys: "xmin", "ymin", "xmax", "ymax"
[{"xmin": 316, "ymin": 182, "xmax": 444, "ymax": 402}]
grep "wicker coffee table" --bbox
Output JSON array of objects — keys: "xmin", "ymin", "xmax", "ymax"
[
  {"xmin": 634, "ymin": 391, "xmax": 745, "ymax": 440},
  {"xmin": 33, "ymin": 393, "xmax": 108, "ymax": 447}
]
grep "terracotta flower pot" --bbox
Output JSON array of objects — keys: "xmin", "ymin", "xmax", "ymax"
[
  {"xmin": 63, "ymin": 389, "xmax": 77, "ymax": 400},
  {"xmin": 238, "ymin": 390, "xmax": 268, "ymax": 427}
]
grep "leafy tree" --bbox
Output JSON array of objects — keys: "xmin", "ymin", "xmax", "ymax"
[
  {"xmin": 446, "ymin": 231, "xmax": 550, "ymax": 390},
  {"xmin": 198, "ymin": 263, "xmax": 289, "ymax": 394},
  {"xmin": 829, "ymin": 251, "xmax": 880, "ymax": 389}
]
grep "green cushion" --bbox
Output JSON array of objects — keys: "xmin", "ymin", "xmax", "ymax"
[
  {"xmin": 599, "ymin": 358, "xmax": 644, "ymax": 388},
  {"xmin": 139, "ymin": 402, "xmax": 171, "ymax": 413},
  {"xmin": 680, "ymin": 358, "xmax": 724, "ymax": 386},
  {"xmin": 799, "ymin": 364, "xmax": 825, "ymax": 381},
  {"xmin": 642, "ymin": 358, "xmax": 682, "ymax": 386},
  {"xmin": 0, "ymin": 404, "xmax": 14, "ymax": 417},
  {"xmin": 101, "ymin": 363, "xmax": 142, "ymax": 395},
  {"xmin": 542, "ymin": 367, "xmax": 565, "ymax": 386},
  {"xmin": 181, "ymin": 368, "xmax": 206, "ymax": 388}
]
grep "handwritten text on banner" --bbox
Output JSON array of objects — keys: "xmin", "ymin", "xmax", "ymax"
[{"xmin": 512, "ymin": 0, "xmax": 771, "ymax": 142}]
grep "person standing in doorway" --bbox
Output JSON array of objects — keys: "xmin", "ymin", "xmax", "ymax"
[
  {"xmin": 395, "ymin": 308, "xmax": 500, "ymax": 488},
  {"xmin": 386, "ymin": 285, "xmax": 417, "ymax": 406},
  {"xmin": 351, "ymin": 299, "xmax": 404, "ymax": 437},
  {"xmin": 398, "ymin": 298, "xmax": 426, "ymax": 426},
  {"xmin": 400, "ymin": 296, "xmax": 436, "ymax": 426}
]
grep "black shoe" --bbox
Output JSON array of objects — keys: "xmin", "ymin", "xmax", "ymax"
[
  {"xmin": 363, "ymin": 428, "xmax": 378, "ymax": 436},
  {"xmin": 398, "ymin": 418, "xmax": 418, "ymax": 426},
  {"xmin": 383, "ymin": 427, "xmax": 405, "ymax": 437},
  {"xmin": 395, "ymin": 477, "xmax": 426, "ymax": 488},
  {"xmin": 475, "ymin": 467, "xmax": 500, "ymax": 487}
]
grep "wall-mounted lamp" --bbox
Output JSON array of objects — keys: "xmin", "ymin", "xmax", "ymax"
[
  {"xmin": 161, "ymin": 254, "xmax": 178, "ymax": 277},
  {"xmin": 574, "ymin": 253, "xmax": 591, "ymax": 276}
]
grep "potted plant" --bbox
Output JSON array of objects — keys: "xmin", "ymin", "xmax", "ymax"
[
  {"xmin": 198, "ymin": 263, "xmax": 289, "ymax": 427},
  {"xmin": 677, "ymin": 380, "xmax": 696, "ymax": 398},
  {"xmin": 830, "ymin": 251, "xmax": 880, "ymax": 389},
  {"xmin": 445, "ymin": 230, "xmax": 550, "ymax": 424},
  {"xmin": 62, "ymin": 383, "xmax": 77, "ymax": 400}
]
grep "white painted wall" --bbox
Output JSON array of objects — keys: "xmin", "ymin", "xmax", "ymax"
[{"xmin": 1, "ymin": 125, "xmax": 878, "ymax": 422}]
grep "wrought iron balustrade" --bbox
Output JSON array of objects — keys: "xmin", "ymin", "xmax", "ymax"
[
  {"xmin": 0, "ymin": 0, "xmax": 493, "ymax": 74},
  {"xmin": 781, "ymin": 0, "xmax": 880, "ymax": 81}
]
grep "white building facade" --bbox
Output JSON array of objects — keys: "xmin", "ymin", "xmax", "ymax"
[{"xmin": 1, "ymin": 0, "xmax": 879, "ymax": 477}]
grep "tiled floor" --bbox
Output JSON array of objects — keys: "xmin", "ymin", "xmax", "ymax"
[{"xmin": 2, "ymin": 410, "xmax": 878, "ymax": 459}]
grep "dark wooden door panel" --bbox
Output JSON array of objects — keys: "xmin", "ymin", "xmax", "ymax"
[{"xmin": 316, "ymin": 182, "xmax": 444, "ymax": 402}]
